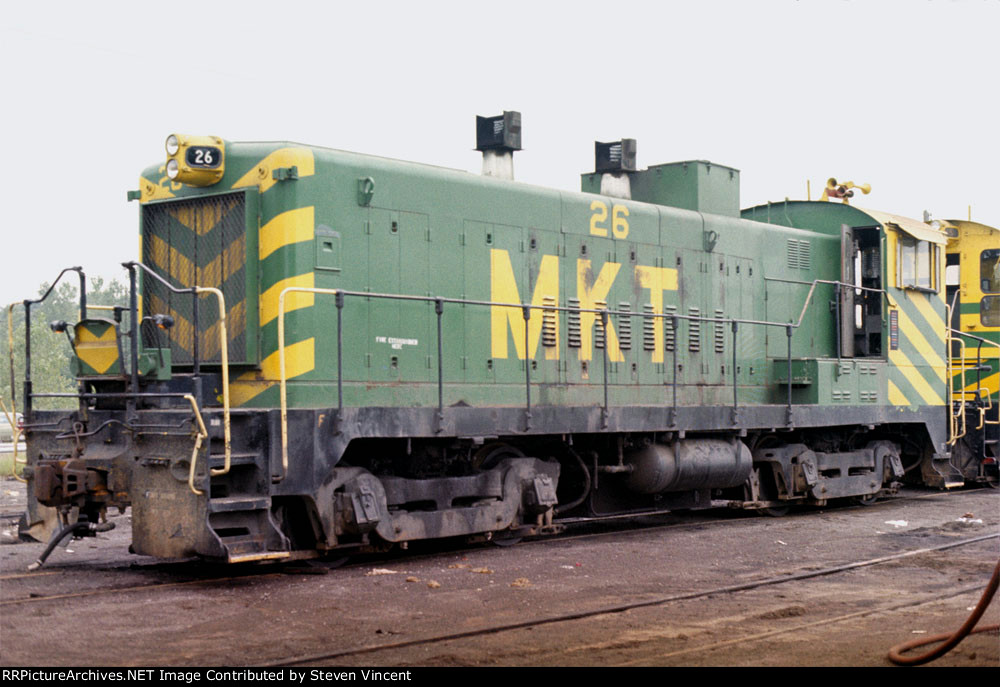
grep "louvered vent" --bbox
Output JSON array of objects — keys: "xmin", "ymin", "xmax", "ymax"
[
  {"xmin": 787, "ymin": 239, "xmax": 811, "ymax": 269},
  {"xmin": 542, "ymin": 295, "xmax": 558, "ymax": 347},
  {"xmin": 643, "ymin": 304, "xmax": 656, "ymax": 351},
  {"xmin": 688, "ymin": 306, "xmax": 701, "ymax": 353},
  {"xmin": 714, "ymin": 309, "xmax": 726, "ymax": 353},
  {"xmin": 595, "ymin": 299, "xmax": 608, "ymax": 349},
  {"xmin": 567, "ymin": 297, "xmax": 581, "ymax": 348},
  {"xmin": 617, "ymin": 301, "xmax": 632, "ymax": 350},
  {"xmin": 665, "ymin": 305, "xmax": 677, "ymax": 352}
]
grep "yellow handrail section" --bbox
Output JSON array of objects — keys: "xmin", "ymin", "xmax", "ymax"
[
  {"xmin": 5, "ymin": 303, "xmax": 25, "ymax": 482},
  {"xmin": 947, "ymin": 321, "xmax": 1000, "ymax": 446},
  {"xmin": 184, "ymin": 394, "xmax": 210, "ymax": 495},
  {"xmin": 194, "ymin": 286, "xmax": 231, "ymax": 483},
  {"xmin": 274, "ymin": 279, "xmax": 888, "ymax": 481}
]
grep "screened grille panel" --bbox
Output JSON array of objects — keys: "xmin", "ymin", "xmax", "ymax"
[{"xmin": 141, "ymin": 192, "xmax": 248, "ymax": 365}]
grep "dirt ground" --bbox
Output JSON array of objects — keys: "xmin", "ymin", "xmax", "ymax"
[{"xmin": 1, "ymin": 478, "xmax": 997, "ymax": 668}]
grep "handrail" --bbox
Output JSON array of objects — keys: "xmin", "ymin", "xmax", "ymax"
[
  {"xmin": 17, "ymin": 267, "xmax": 87, "ymax": 414},
  {"xmin": 948, "ymin": 326, "xmax": 1000, "ymax": 440},
  {"xmin": 194, "ymin": 287, "xmax": 231, "ymax": 476},
  {"xmin": 275, "ymin": 279, "xmax": 861, "ymax": 478},
  {"xmin": 124, "ymin": 262, "xmax": 231, "ymax": 477},
  {"xmin": 0, "ymin": 395, "xmax": 25, "ymax": 483},
  {"xmin": 948, "ymin": 328, "xmax": 967, "ymax": 446},
  {"xmin": 184, "ymin": 394, "xmax": 210, "ymax": 495}
]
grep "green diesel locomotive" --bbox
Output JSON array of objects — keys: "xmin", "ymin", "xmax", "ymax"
[{"xmin": 12, "ymin": 113, "xmax": 997, "ymax": 564}]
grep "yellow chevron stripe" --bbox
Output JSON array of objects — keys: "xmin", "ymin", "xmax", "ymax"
[
  {"xmin": 895, "ymin": 306, "xmax": 946, "ymax": 383},
  {"xmin": 908, "ymin": 292, "xmax": 946, "ymax": 345},
  {"xmin": 230, "ymin": 338, "xmax": 315, "ymax": 406},
  {"xmin": 168, "ymin": 196, "xmax": 239, "ymax": 236},
  {"xmin": 888, "ymin": 380, "xmax": 911, "ymax": 406},
  {"xmin": 148, "ymin": 234, "xmax": 244, "ymax": 288},
  {"xmin": 75, "ymin": 323, "xmax": 120, "ymax": 374},
  {"xmin": 259, "ymin": 207, "xmax": 315, "ymax": 261},
  {"xmin": 260, "ymin": 272, "xmax": 315, "ymax": 327},
  {"xmin": 231, "ymin": 148, "xmax": 316, "ymax": 194},
  {"xmin": 889, "ymin": 349, "xmax": 945, "ymax": 405},
  {"xmin": 201, "ymin": 300, "xmax": 247, "ymax": 358},
  {"xmin": 150, "ymin": 293, "xmax": 193, "ymax": 354},
  {"xmin": 148, "ymin": 234, "xmax": 195, "ymax": 286},
  {"xmin": 148, "ymin": 294, "xmax": 247, "ymax": 357},
  {"xmin": 139, "ymin": 174, "xmax": 177, "ymax": 202}
]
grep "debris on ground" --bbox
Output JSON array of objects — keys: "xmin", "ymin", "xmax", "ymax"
[
  {"xmin": 510, "ymin": 578, "xmax": 531, "ymax": 588},
  {"xmin": 426, "ymin": 580, "xmax": 441, "ymax": 589},
  {"xmin": 365, "ymin": 568, "xmax": 400, "ymax": 576},
  {"xmin": 471, "ymin": 567, "xmax": 493, "ymax": 574}
]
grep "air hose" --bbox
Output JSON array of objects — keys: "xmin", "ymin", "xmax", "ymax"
[
  {"xmin": 887, "ymin": 558, "xmax": 999, "ymax": 666},
  {"xmin": 27, "ymin": 520, "xmax": 116, "ymax": 572}
]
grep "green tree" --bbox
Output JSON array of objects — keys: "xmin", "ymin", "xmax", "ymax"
[{"xmin": 2, "ymin": 277, "xmax": 129, "ymax": 411}]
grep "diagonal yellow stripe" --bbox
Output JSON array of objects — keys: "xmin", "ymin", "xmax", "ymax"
[
  {"xmin": 148, "ymin": 294, "xmax": 247, "ymax": 358},
  {"xmin": 895, "ymin": 306, "xmax": 946, "ymax": 382},
  {"xmin": 889, "ymin": 349, "xmax": 944, "ymax": 405},
  {"xmin": 230, "ymin": 338, "xmax": 315, "ymax": 406},
  {"xmin": 962, "ymin": 371, "xmax": 999, "ymax": 398},
  {"xmin": 259, "ymin": 207, "xmax": 315, "ymax": 261},
  {"xmin": 888, "ymin": 380, "xmax": 911, "ymax": 406},
  {"xmin": 231, "ymin": 148, "xmax": 315, "ymax": 194},
  {"xmin": 150, "ymin": 293, "xmax": 193, "ymax": 354},
  {"xmin": 260, "ymin": 272, "xmax": 315, "ymax": 327},
  {"xmin": 168, "ymin": 196, "xmax": 239, "ymax": 236},
  {"xmin": 139, "ymin": 174, "xmax": 176, "ymax": 202},
  {"xmin": 908, "ymin": 292, "xmax": 946, "ymax": 345}
]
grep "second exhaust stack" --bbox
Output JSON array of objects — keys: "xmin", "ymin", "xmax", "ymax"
[{"xmin": 476, "ymin": 111, "xmax": 521, "ymax": 180}]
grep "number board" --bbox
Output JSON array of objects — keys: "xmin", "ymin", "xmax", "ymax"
[{"xmin": 185, "ymin": 146, "xmax": 222, "ymax": 169}]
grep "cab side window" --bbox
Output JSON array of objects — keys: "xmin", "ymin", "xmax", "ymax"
[
  {"xmin": 897, "ymin": 234, "xmax": 937, "ymax": 291},
  {"xmin": 981, "ymin": 249, "xmax": 1000, "ymax": 327}
]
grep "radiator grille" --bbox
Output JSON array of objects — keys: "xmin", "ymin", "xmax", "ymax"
[{"xmin": 141, "ymin": 192, "xmax": 248, "ymax": 364}]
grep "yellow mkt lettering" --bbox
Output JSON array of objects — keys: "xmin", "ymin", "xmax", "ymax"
[
  {"xmin": 634, "ymin": 265, "xmax": 679, "ymax": 363},
  {"xmin": 490, "ymin": 250, "xmax": 559, "ymax": 360},
  {"xmin": 577, "ymin": 259, "xmax": 624, "ymax": 362}
]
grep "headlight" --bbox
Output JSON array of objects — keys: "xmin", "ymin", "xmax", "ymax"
[
  {"xmin": 165, "ymin": 134, "xmax": 179, "ymax": 156},
  {"xmin": 166, "ymin": 158, "xmax": 179, "ymax": 179}
]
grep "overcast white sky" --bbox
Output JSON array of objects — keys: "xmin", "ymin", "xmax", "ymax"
[{"xmin": 2, "ymin": 0, "xmax": 997, "ymax": 307}]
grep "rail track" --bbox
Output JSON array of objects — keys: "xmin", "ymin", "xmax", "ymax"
[
  {"xmin": 2, "ymin": 485, "xmax": 996, "ymax": 667},
  {"xmin": 257, "ymin": 533, "xmax": 999, "ymax": 667},
  {"xmin": 0, "ymin": 486, "xmax": 993, "ymax": 606},
  {"xmin": 0, "ymin": 486, "xmax": 976, "ymax": 602}
]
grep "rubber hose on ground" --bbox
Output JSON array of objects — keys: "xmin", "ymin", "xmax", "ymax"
[{"xmin": 888, "ymin": 558, "xmax": 999, "ymax": 666}]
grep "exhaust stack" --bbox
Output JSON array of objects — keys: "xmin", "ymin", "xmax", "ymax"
[
  {"xmin": 595, "ymin": 139, "xmax": 636, "ymax": 200},
  {"xmin": 476, "ymin": 111, "xmax": 521, "ymax": 180}
]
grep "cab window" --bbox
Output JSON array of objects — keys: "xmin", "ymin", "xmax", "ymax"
[
  {"xmin": 897, "ymin": 234, "xmax": 937, "ymax": 291},
  {"xmin": 981, "ymin": 248, "xmax": 1000, "ymax": 293},
  {"xmin": 982, "ymin": 296, "xmax": 1000, "ymax": 327}
]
